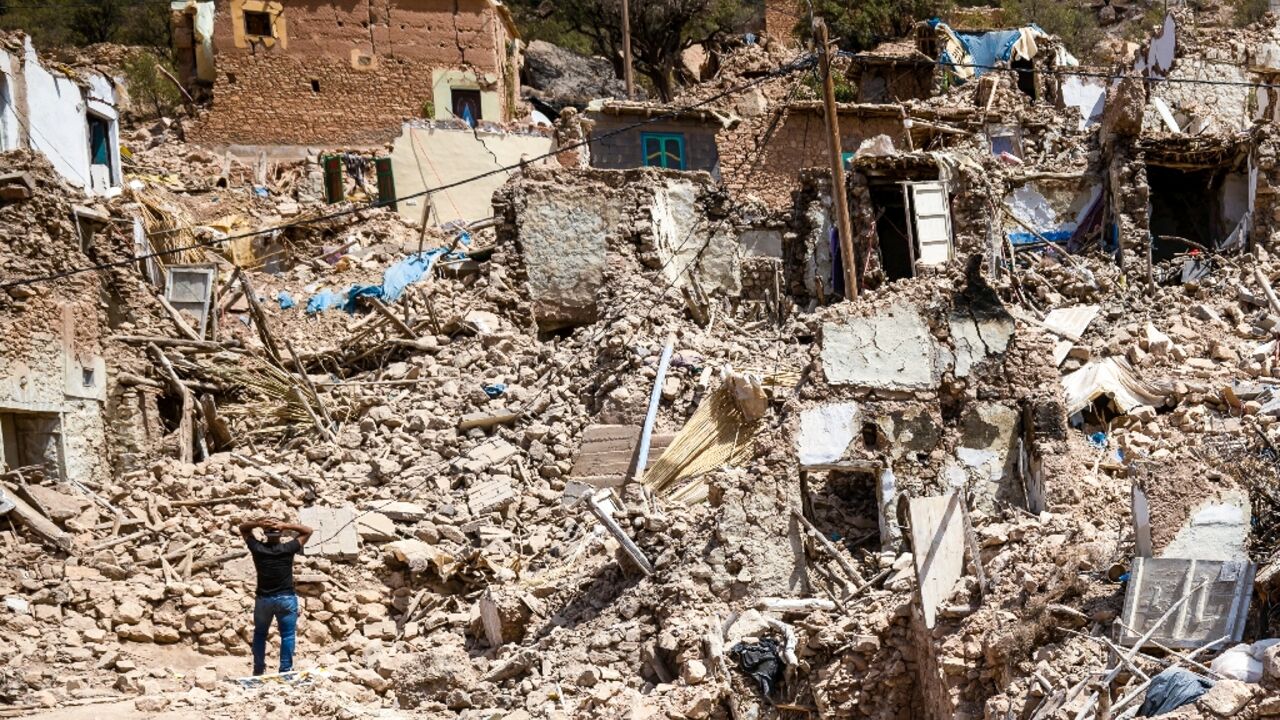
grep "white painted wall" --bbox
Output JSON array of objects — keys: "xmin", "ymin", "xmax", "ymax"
[
  {"xmin": 0, "ymin": 51, "xmax": 15, "ymax": 152},
  {"xmin": 2, "ymin": 37, "xmax": 121, "ymax": 195},
  {"xmin": 390, "ymin": 122, "xmax": 552, "ymax": 225}
]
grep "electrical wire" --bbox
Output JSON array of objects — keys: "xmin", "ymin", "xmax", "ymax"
[{"xmin": 0, "ymin": 53, "xmax": 818, "ymax": 292}]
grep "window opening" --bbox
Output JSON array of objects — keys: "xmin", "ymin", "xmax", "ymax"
[
  {"xmin": 451, "ymin": 88, "xmax": 482, "ymax": 127},
  {"xmin": 244, "ymin": 10, "xmax": 273, "ymax": 37},
  {"xmin": 641, "ymin": 132, "xmax": 686, "ymax": 170}
]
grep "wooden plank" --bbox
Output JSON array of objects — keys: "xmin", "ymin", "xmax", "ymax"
[
  {"xmin": 3, "ymin": 484, "xmax": 71, "ymax": 551},
  {"xmin": 909, "ymin": 493, "xmax": 966, "ymax": 628}
]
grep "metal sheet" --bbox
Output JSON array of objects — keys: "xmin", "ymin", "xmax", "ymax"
[
  {"xmin": 165, "ymin": 265, "xmax": 216, "ymax": 338},
  {"xmin": 1119, "ymin": 557, "xmax": 1254, "ymax": 649}
]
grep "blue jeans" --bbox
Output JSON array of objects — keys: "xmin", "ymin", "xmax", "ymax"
[{"xmin": 251, "ymin": 593, "xmax": 298, "ymax": 675}]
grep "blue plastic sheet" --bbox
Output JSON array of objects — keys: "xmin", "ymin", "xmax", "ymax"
[
  {"xmin": 957, "ymin": 30, "xmax": 1022, "ymax": 75},
  {"xmin": 305, "ymin": 248, "xmax": 452, "ymax": 315},
  {"xmin": 483, "ymin": 383, "xmax": 507, "ymax": 398},
  {"xmin": 277, "ymin": 291, "xmax": 295, "ymax": 310},
  {"xmin": 306, "ymin": 289, "xmax": 345, "ymax": 315}
]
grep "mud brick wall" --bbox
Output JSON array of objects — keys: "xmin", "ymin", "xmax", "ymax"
[
  {"xmin": 191, "ymin": 0, "xmax": 514, "ymax": 146},
  {"xmin": 587, "ymin": 116, "xmax": 721, "ymax": 176},
  {"xmin": 719, "ymin": 107, "xmax": 908, "ymax": 210}
]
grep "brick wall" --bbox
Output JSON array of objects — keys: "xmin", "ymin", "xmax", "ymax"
[
  {"xmin": 191, "ymin": 0, "xmax": 515, "ymax": 146},
  {"xmin": 587, "ymin": 116, "xmax": 721, "ymax": 176},
  {"xmin": 719, "ymin": 106, "xmax": 908, "ymax": 209}
]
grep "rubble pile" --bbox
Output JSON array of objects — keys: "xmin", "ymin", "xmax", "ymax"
[{"xmin": 8, "ymin": 4, "xmax": 1280, "ymax": 720}]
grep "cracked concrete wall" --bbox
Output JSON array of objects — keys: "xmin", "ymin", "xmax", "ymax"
[
  {"xmin": 821, "ymin": 308, "xmax": 943, "ymax": 392},
  {"xmin": 193, "ymin": 0, "xmax": 520, "ymax": 146},
  {"xmin": 389, "ymin": 123, "xmax": 553, "ymax": 226},
  {"xmin": 651, "ymin": 178, "xmax": 741, "ymax": 296}
]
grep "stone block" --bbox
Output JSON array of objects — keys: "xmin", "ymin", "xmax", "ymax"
[{"xmin": 299, "ymin": 504, "xmax": 360, "ymax": 558}]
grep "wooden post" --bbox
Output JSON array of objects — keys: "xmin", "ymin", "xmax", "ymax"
[
  {"xmin": 814, "ymin": 18, "xmax": 858, "ymax": 300},
  {"xmin": 234, "ymin": 268, "xmax": 284, "ymax": 366},
  {"xmin": 621, "ymin": 0, "xmax": 635, "ymax": 99}
]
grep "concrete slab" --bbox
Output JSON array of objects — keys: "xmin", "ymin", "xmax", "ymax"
[
  {"xmin": 1160, "ymin": 490, "xmax": 1251, "ymax": 562},
  {"xmin": 356, "ymin": 512, "xmax": 397, "ymax": 543},
  {"xmin": 299, "ymin": 504, "xmax": 359, "ymax": 558},
  {"xmin": 795, "ymin": 403, "xmax": 860, "ymax": 469},
  {"xmin": 821, "ymin": 309, "xmax": 940, "ymax": 391},
  {"xmin": 1119, "ymin": 557, "xmax": 1253, "ymax": 650},
  {"xmin": 942, "ymin": 403, "xmax": 1019, "ymax": 511},
  {"xmin": 949, "ymin": 312, "xmax": 1015, "ymax": 378},
  {"xmin": 909, "ymin": 493, "xmax": 967, "ymax": 629},
  {"xmin": 652, "ymin": 179, "xmax": 741, "ymax": 296}
]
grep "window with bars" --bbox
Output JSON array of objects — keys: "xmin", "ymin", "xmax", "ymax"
[{"xmin": 641, "ymin": 132, "xmax": 686, "ymax": 170}]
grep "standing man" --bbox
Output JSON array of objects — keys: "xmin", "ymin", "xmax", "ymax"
[{"xmin": 237, "ymin": 516, "xmax": 313, "ymax": 676}]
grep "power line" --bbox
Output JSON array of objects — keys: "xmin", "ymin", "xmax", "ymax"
[{"xmin": 0, "ymin": 54, "xmax": 818, "ymax": 292}]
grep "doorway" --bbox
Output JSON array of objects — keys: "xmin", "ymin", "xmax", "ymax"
[
  {"xmin": 450, "ymin": 88, "xmax": 482, "ymax": 127},
  {"xmin": 1147, "ymin": 164, "xmax": 1246, "ymax": 261},
  {"xmin": 869, "ymin": 185, "xmax": 915, "ymax": 281}
]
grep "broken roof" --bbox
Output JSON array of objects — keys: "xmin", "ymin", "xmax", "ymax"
[{"xmin": 587, "ymin": 100, "xmax": 742, "ymax": 128}]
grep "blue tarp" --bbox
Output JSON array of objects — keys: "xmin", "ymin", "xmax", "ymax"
[
  {"xmin": 277, "ymin": 291, "xmax": 296, "ymax": 310},
  {"xmin": 1008, "ymin": 230, "xmax": 1073, "ymax": 246},
  {"xmin": 957, "ymin": 30, "xmax": 1022, "ymax": 75},
  {"xmin": 305, "ymin": 248, "xmax": 452, "ymax": 315}
]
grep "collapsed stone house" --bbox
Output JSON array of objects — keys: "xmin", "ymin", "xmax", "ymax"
[
  {"xmin": 0, "ymin": 33, "xmax": 122, "ymax": 196},
  {"xmin": 172, "ymin": 0, "xmax": 525, "ymax": 148}
]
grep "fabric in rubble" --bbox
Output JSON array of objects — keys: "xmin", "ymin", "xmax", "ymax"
[
  {"xmin": 730, "ymin": 638, "xmax": 784, "ymax": 696},
  {"xmin": 305, "ymin": 248, "xmax": 451, "ymax": 315},
  {"xmin": 1137, "ymin": 668, "xmax": 1213, "ymax": 717}
]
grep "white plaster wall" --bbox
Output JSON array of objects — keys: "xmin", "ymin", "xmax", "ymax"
[
  {"xmin": 22, "ymin": 38, "xmax": 92, "ymax": 189},
  {"xmin": 390, "ymin": 123, "xmax": 552, "ymax": 225},
  {"xmin": 651, "ymin": 178, "xmax": 741, "ymax": 296},
  {"xmin": 10, "ymin": 37, "xmax": 120, "ymax": 195},
  {"xmin": 0, "ymin": 51, "xmax": 16, "ymax": 151}
]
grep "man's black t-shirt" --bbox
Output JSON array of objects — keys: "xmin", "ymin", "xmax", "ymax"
[{"xmin": 245, "ymin": 538, "xmax": 303, "ymax": 597}]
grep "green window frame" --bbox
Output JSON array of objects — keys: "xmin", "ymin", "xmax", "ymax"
[{"xmin": 641, "ymin": 132, "xmax": 686, "ymax": 170}]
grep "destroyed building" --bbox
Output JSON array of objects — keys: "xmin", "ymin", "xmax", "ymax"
[
  {"xmin": 0, "ymin": 34, "xmax": 122, "ymax": 196},
  {"xmin": 5, "ymin": 5, "xmax": 1280, "ymax": 720},
  {"xmin": 174, "ymin": 0, "xmax": 525, "ymax": 146}
]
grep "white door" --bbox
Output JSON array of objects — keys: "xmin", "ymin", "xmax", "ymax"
[{"xmin": 909, "ymin": 181, "xmax": 954, "ymax": 266}]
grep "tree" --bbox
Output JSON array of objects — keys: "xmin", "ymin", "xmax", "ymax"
[
  {"xmin": 809, "ymin": 0, "xmax": 953, "ymax": 52},
  {"xmin": 121, "ymin": 50, "xmax": 183, "ymax": 119},
  {"xmin": 1001, "ymin": 0, "xmax": 1101, "ymax": 60},
  {"xmin": 508, "ymin": 0, "xmax": 755, "ymax": 101},
  {"xmin": 0, "ymin": 0, "xmax": 171, "ymax": 49}
]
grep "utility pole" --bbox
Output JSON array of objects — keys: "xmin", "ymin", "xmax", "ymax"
[
  {"xmin": 622, "ymin": 0, "xmax": 635, "ymax": 99},
  {"xmin": 814, "ymin": 18, "xmax": 858, "ymax": 300}
]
